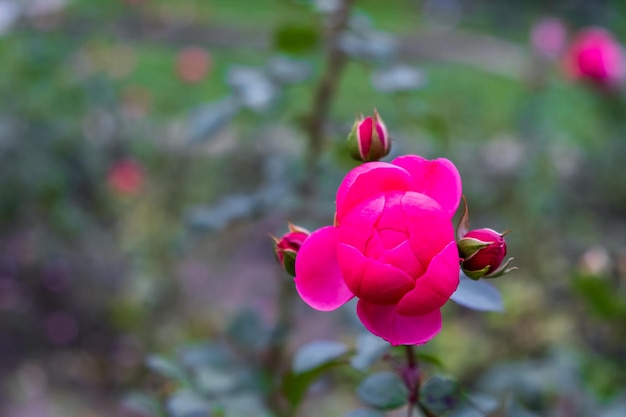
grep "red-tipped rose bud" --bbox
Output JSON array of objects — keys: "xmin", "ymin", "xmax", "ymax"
[
  {"xmin": 347, "ymin": 109, "xmax": 391, "ymax": 162},
  {"xmin": 272, "ymin": 223, "xmax": 310, "ymax": 277},
  {"xmin": 458, "ymin": 228, "xmax": 516, "ymax": 280},
  {"xmin": 455, "ymin": 197, "xmax": 516, "ymax": 280}
]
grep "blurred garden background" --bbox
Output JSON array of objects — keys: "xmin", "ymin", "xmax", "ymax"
[{"xmin": 1, "ymin": 0, "xmax": 626, "ymax": 416}]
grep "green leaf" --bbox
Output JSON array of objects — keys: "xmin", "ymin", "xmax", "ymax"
[
  {"xmin": 572, "ymin": 274, "xmax": 626, "ymax": 319},
  {"xmin": 282, "ymin": 362, "xmax": 345, "ymax": 412},
  {"xmin": 450, "ymin": 273, "xmax": 504, "ymax": 312},
  {"xmin": 344, "ymin": 409, "xmax": 387, "ymax": 417},
  {"xmin": 273, "ymin": 22, "xmax": 319, "ymax": 54},
  {"xmin": 218, "ymin": 393, "xmax": 273, "ymax": 417},
  {"xmin": 145, "ymin": 355, "xmax": 190, "ymax": 385},
  {"xmin": 166, "ymin": 389, "xmax": 211, "ymax": 417},
  {"xmin": 350, "ymin": 333, "xmax": 390, "ymax": 371},
  {"xmin": 122, "ymin": 392, "xmax": 166, "ymax": 417},
  {"xmin": 420, "ymin": 375, "xmax": 461, "ymax": 414},
  {"xmin": 416, "ymin": 352, "xmax": 445, "ymax": 370},
  {"xmin": 283, "ymin": 340, "xmax": 350, "ymax": 411},
  {"xmin": 292, "ymin": 340, "xmax": 349, "ymax": 374},
  {"xmin": 357, "ymin": 372, "xmax": 408, "ymax": 411}
]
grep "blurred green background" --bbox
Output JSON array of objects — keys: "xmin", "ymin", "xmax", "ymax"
[{"xmin": 1, "ymin": 0, "xmax": 626, "ymax": 416}]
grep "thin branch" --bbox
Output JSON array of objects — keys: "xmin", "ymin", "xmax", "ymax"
[{"xmin": 301, "ymin": 0, "xmax": 356, "ymax": 201}]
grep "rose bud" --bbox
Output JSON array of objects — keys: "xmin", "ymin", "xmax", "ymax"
[
  {"xmin": 458, "ymin": 228, "xmax": 516, "ymax": 280},
  {"xmin": 562, "ymin": 27, "xmax": 626, "ymax": 87},
  {"xmin": 455, "ymin": 197, "xmax": 516, "ymax": 280},
  {"xmin": 347, "ymin": 109, "xmax": 391, "ymax": 162},
  {"xmin": 272, "ymin": 223, "xmax": 310, "ymax": 277}
]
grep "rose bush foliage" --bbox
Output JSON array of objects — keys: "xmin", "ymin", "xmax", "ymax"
[{"xmin": 294, "ymin": 155, "xmax": 462, "ymax": 345}]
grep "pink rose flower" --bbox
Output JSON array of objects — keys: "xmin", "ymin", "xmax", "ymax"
[
  {"xmin": 563, "ymin": 27, "xmax": 626, "ymax": 86},
  {"xmin": 294, "ymin": 155, "xmax": 462, "ymax": 346}
]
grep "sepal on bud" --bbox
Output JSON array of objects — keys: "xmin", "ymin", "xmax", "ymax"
[
  {"xmin": 272, "ymin": 223, "xmax": 310, "ymax": 277},
  {"xmin": 346, "ymin": 109, "xmax": 391, "ymax": 162}
]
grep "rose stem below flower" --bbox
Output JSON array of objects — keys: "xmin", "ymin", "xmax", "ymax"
[{"xmin": 404, "ymin": 345, "xmax": 438, "ymax": 417}]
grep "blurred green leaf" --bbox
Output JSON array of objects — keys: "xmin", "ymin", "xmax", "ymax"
[
  {"xmin": 283, "ymin": 340, "xmax": 350, "ymax": 411},
  {"xmin": 122, "ymin": 392, "xmax": 167, "ymax": 417},
  {"xmin": 450, "ymin": 273, "xmax": 504, "ymax": 312},
  {"xmin": 273, "ymin": 22, "xmax": 319, "ymax": 54},
  {"xmin": 357, "ymin": 371, "xmax": 408, "ymax": 411},
  {"xmin": 145, "ymin": 355, "xmax": 191, "ymax": 386},
  {"xmin": 292, "ymin": 339, "xmax": 350, "ymax": 374},
  {"xmin": 218, "ymin": 393, "xmax": 273, "ymax": 417},
  {"xmin": 420, "ymin": 375, "xmax": 461, "ymax": 414},
  {"xmin": 350, "ymin": 333, "xmax": 390, "ymax": 372},
  {"xmin": 572, "ymin": 275, "xmax": 626, "ymax": 320},
  {"xmin": 416, "ymin": 352, "xmax": 445, "ymax": 370},
  {"xmin": 166, "ymin": 389, "xmax": 211, "ymax": 417},
  {"xmin": 344, "ymin": 409, "xmax": 387, "ymax": 417},
  {"xmin": 187, "ymin": 99, "xmax": 240, "ymax": 143},
  {"xmin": 282, "ymin": 361, "xmax": 346, "ymax": 412}
]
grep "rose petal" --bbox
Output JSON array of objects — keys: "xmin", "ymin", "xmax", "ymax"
[
  {"xmin": 357, "ymin": 301, "xmax": 442, "ymax": 346},
  {"xmin": 403, "ymin": 192, "xmax": 456, "ymax": 267},
  {"xmin": 337, "ymin": 243, "xmax": 414, "ymax": 305},
  {"xmin": 391, "ymin": 155, "xmax": 462, "ymax": 217},
  {"xmin": 396, "ymin": 242, "xmax": 460, "ymax": 316},
  {"xmin": 374, "ymin": 191, "xmax": 407, "ymax": 232},
  {"xmin": 336, "ymin": 163, "xmax": 412, "ymax": 224},
  {"xmin": 378, "ymin": 240, "xmax": 424, "ymax": 278},
  {"xmin": 295, "ymin": 226, "xmax": 354, "ymax": 311}
]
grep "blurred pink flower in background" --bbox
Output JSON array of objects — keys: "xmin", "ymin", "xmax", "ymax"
[
  {"xmin": 530, "ymin": 18, "xmax": 567, "ymax": 59},
  {"xmin": 176, "ymin": 46, "xmax": 212, "ymax": 84},
  {"xmin": 295, "ymin": 155, "xmax": 462, "ymax": 346},
  {"xmin": 563, "ymin": 27, "xmax": 626, "ymax": 87},
  {"xmin": 106, "ymin": 158, "xmax": 145, "ymax": 196}
]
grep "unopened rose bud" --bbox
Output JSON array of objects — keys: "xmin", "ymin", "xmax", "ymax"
[
  {"xmin": 347, "ymin": 109, "xmax": 391, "ymax": 162},
  {"xmin": 272, "ymin": 223, "xmax": 310, "ymax": 277},
  {"xmin": 455, "ymin": 197, "xmax": 516, "ymax": 280},
  {"xmin": 458, "ymin": 228, "xmax": 516, "ymax": 280}
]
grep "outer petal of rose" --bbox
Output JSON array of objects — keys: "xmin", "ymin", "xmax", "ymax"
[
  {"xmin": 391, "ymin": 155, "xmax": 462, "ymax": 217},
  {"xmin": 396, "ymin": 241, "xmax": 460, "ymax": 316},
  {"xmin": 357, "ymin": 301, "xmax": 442, "ymax": 346},
  {"xmin": 294, "ymin": 226, "xmax": 354, "ymax": 311},
  {"xmin": 336, "ymin": 163, "xmax": 412, "ymax": 224},
  {"xmin": 337, "ymin": 243, "xmax": 414, "ymax": 305}
]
